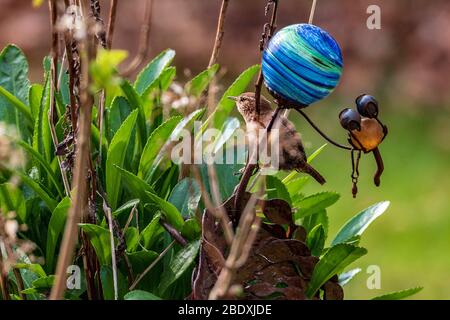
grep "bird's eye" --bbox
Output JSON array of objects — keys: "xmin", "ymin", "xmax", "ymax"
[
  {"xmin": 356, "ymin": 94, "xmax": 379, "ymax": 118},
  {"xmin": 240, "ymin": 97, "xmax": 246, "ymax": 102}
]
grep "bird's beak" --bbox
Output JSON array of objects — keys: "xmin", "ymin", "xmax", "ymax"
[{"xmin": 227, "ymin": 96, "xmax": 238, "ymax": 101}]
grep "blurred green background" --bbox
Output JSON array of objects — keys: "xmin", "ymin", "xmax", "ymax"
[{"xmin": 0, "ymin": 0, "xmax": 448, "ymax": 299}]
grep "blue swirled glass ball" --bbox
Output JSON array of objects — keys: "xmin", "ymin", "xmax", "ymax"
[{"xmin": 262, "ymin": 24, "xmax": 343, "ymax": 106}]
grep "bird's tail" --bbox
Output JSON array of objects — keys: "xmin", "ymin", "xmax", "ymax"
[{"xmin": 299, "ymin": 163, "xmax": 326, "ymax": 185}]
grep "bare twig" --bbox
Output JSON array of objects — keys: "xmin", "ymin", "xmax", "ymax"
[
  {"xmin": 129, "ymin": 240, "xmax": 175, "ymax": 291},
  {"xmin": 50, "ymin": 3, "xmax": 96, "ymax": 299},
  {"xmin": 191, "ymin": 165, "xmax": 234, "ymax": 245},
  {"xmin": 103, "ymin": 200, "xmax": 118, "ymax": 300},
  {"xmin": 13, "ymin": 268, "xmax": 26, "ymax": 300},
  {"xmin": 0, "ymin": 250, "xmax": 9, "ymax": 300},
  {"xmin": 309, "ymin": 0, "xmax": 318, "ymax": 24},
  {"xmin": 208, "ymin": 0, "xmax": 230, "ymax": 68},
  {"xmin": 106, "ymin": 0, "xmax": 118, "ymax": 49},
  {"xmin": 161, "ymin": 220, "xmax": 187, "ymax": 247},
  {"xmin": 209, "ymin": 187, "xmax": 262, "ymax": 300},
  {"xmin": 122, "ymin": 0, "xmax": 153, "ymax": 76},
  {"xmin": 255, "ymin": 0, "xmax": 279, "ymax": 116},
  {"xmin": 48, "ymin": 0, "xmax": 71, "ymax": 197}
]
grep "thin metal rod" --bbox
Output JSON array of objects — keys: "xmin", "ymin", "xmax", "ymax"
[{"xmin": 295, "ymin": 108, "xmax": 352, "ymax": 150}]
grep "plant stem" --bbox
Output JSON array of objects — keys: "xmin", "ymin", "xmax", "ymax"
[
  {"xmin": 50, "ymin": 3, "xmax": 96, "ymax": 299},
  {"xmin": 208, "ymin": 0, "xmax": 230, "ymax": 68},
  {"xmin": 122, "ymin": 0, "xmax": 153, "ymax": 76},
  {"xmin": 106, "ymin": 0, "xmax": 118, "ymax": 49},
  {"xmin": 129, "ymin": 240, "xmax": 175, "ymax": 291},
  {"xmin": 255, "ymin": 0, "xmax": 279, "ymax": 116}
]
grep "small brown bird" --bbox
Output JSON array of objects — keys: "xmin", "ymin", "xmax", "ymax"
[{"xmin": 229, "ymin": 92, "xmax": 326, "ymax": 185}]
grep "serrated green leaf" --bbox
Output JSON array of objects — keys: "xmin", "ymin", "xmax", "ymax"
[
  {"xmin": 142, "ymin": 66, "xmax": 176, "ymax": 99},
  {"xmin": 32, "ymin": 63, "xmax": 52, "ymax": 164},
  {"xmin": 306, "ymin": 224, "xmax": 325, "ymax": 256},
  {"xmin": 28, "ymin": 84, "xmax": 43, "ymax": 121},
  {"xmin": 106, "ymin": 109, "xmax": 138, "ymax": 210},
  {"xmin": 306, "ymin": 244, "xmax": 367, "ymax": 298},
  {"xmin": 371, "ymin": 287, "xmax": 423, "ymax": 300},
  {"xmin": 294, "ymin": 192, "xmax": 340, "ymax": 221},
  {"xmin": 46, "ymin": 197, "xmax": 70, "ymax": 272},
  {"xmin": 18, "ymin": 141, "xmax": 63, "ymax": 198},
  {"xmin": 134, "ymin": 49, "xmax": 175, "ymax": 95},
  {"xmin": 331, "ymin": 201, "xmax": 390, "ymax": 246},
  {"xmin": 17, "ymin": 172, "xmax": 57, "ymax": 211},
  {"xmin": 266, "ymin": 175, "xmax": 292, "ymax": 205},
  {"xmin": 185, "ymin": 64, "xmax": 219, "ymax": 97},
  {"xmin": 301, "ymin": 209, "xmax": 329, "ymax": 238}
]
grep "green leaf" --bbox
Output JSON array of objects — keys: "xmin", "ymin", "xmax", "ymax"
[
  {"xmin": 106, "ymin": 109, "xmax": 138, "ymax": 210},
  {"xmin": 120, "ymin": 80, "xmax": 147, "ymax": 143},
  {"xmin": 18, "ymin": 141, "xmax": 63, "ymax": 198},
  {"xmin": 17, "ymin": 172, "xmax": 57, "ymax": 211},
  {"xmin": 125, "ymin": 227, "xmax": 140, "ymax": 252},
  {"xmin": 115, "ymin": 166, "xmax": 156, "ymax": 203},
  {"xmin": 285, "ymin": 176, "xmax": 309, "ymax": 203},
  {"xmin": 158, "ymin": 240, "xmax": 200, "ymax": 295},
  {"xmin": 185, "ymin": 64, "xmax": 219, "ymax": 97},
  {"xmin": 372, "ymin": 287, "xmax": 423, "ymax": 300},
  {"xmin": 294, "ymin": 192, "xmax": 340, "ymax": 221},
  {"xmin": 168, "ymin": 178, "xmax": 201, "ymax": 219},
  {"xmin": 266, "ymin": 175, "xmax": 292, "ymax": 205},
  {"xmin": 306, "ymin": 244, "xmax": 367, "ymax": 298},
  {"xmin": 107, "ymin": 96, "xmax": 132, "ymax": 141},
  {"xmin": 134, "ymin": 49, "xmax": 175, "ymax": 95},
  {"xmin": 306, "ymin": 224, "xmax": 325, "ymax": 257},
  {"xmin": 0, "ymin": 182, "xmax": 26, "ymax": 223},
  {"xmin": 206, "ymin": 64, "xmax": 259, "ymax": 130},
  {"xmin": 212, "ymin": 117, "xmax": 241, "ymax": 154},
  {"xmin": 181, "ymin": 219, "xmax": 201, "ymax": 241},
  {"xmin": 46, "ymin": 197, "xmax": 70, "ymax": 272},
  {"xmin": 124, "ymin": 290, "xmax": 161, "ymax": 300},
  {"xmin": 331, "ymin": 201, "xmax": 390, "ymax": 246},
  {"xmin": 100, "ymin": 266, "xmax": 128, "ymax": 300},
  {"xmin": 140, "ymin": 213, "xmax": 163, "ymax": 250},
  {"xmin": 301, "ymin": 210, "xmax": 329, "ymax": 240},
  {"xmin": 28, "ymin": 84, "xmax": 43, "ymax": 121},
  {"xmin": 138, "ymin": 116, "xmax": 182, "ymax": 181},
  {"xmin": 126, "ymin": 250, "xmax": 158, "ymax": 274},
  {"xmin": 145, "ymin": 191, "xmax": 184, "ymax": 231},
  {"xmin": 14, "ymin": 263, "xmax": 46, "ymax": 278},
  {"xmin": 307, "ymin": 144, "xmax": 327, "ymax": 163},
  {"xmin": 79, "ymin": 224, "xmax": 112, "ymax": 266},
  {"xmin": 141, "ymin": 66, "xmax": 176, "ymax": 99},
  {"xmin": 338, "ymin": 268, "xmax": 362, "ymax": 287},
  {"xmin": 0, "ymin": 45, "xmax": 32, "ymax": 139},
  {"xmin": 32, "ymin": 64, "xmax": 52, "ymax": 163},
  {"xmin": 32, "ymin": 275, "xmax": 55, "ymax": 289}
]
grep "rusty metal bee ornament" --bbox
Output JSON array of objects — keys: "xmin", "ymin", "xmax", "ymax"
[{"xmin": 339, "ymin": 94, "xmax": 388, "ymax": 197}]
